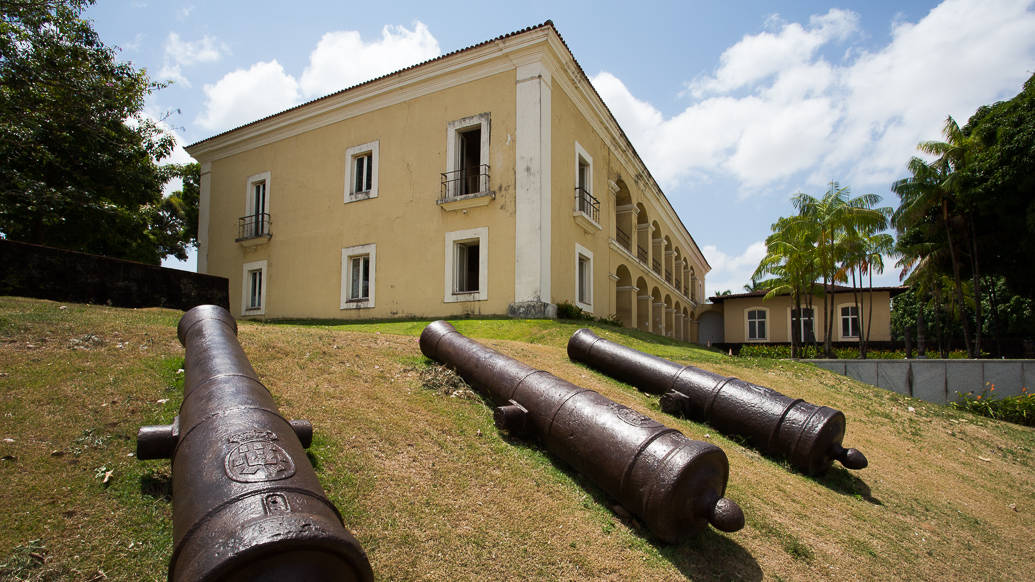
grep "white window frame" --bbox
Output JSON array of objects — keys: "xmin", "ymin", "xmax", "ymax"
[
  {"xmin": 444, "ymin": 227, "xmax": 488, "ymax": 302},
  {"xmin": 241, "ymin": 260, "xmax": 268, "ymax": 316},
  {"xmin": 839, "ymin": 304, "xmax": 860, "ymax": 340},
  {"xmin": 445, "ymin": 113, "xmax": 491, "ymax": 199},
  {"xmin": 574, "ymin": 243, "xmax": 593, "ymax": 312},
  {"xmin": 787, "ymin": 306, "xmax": 816, "ymax": 342},
  {"xmin": 574, "ymin": 142, "xmax": 595, "ymax": 216},
  {"xmin": 340, "ymin": 243, "xmax": 376, "ymax": 309},
  {"xmin": 245, "ymin": 172, "xmax": 271, "ymax": 216},
  {"xmin": 745, "ymin": 307, "xmax": 768, "ymax": 341},
  {"xmin": 344, "ymin": 141, "xmax": 379, "ymax": 203}
]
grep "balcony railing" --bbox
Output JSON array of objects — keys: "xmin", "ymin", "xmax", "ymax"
[
  {"xmin": 440, "ymin": 164, "xmax": 490, "ymax": 201},
  {"xmin": 652, "ymin": 258, "xmax": 661, "ymax": 275},
  {"xmin": 665, "ymin": 269, "xmax": 672, "ymax": 284},
  {"xmin": 637, "ymin": 245, "xmax": 648, "ymax": 263},
  {"xmin": 237, "ymin": 213, "xmax": 271, "ymax": 241},
  {"xmin": 616, "ymin": 225, "xmax": 631, "ymax": 251},
  {"xmin": 574, "ymin": 187, "xmax": 599, "ymax": 223}
]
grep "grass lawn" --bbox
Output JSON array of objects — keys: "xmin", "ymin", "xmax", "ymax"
[{"xmin": 0, "ymin": 296, "xmax": 1032, "ymax": 580}]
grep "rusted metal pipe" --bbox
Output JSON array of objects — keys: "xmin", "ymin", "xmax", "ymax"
[
  {"xmin": 419, "ymin": 320, "xmax": 744, "ymax": 542},
  {"xmin": 567, "ymin": 329, "xmax": 867, "ymax": 475},
  {"xmin": 137, "ymin": 305, "xmax": 373, "ymax": 582}
]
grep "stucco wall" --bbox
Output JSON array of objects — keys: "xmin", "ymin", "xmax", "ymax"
[
  {"xmin": 204, "ymin": 69, "xmax": 519, "ymax": 319},
  {"xmin": 721, "ymin": 292, "xmax": 894, "ymax": 343}
]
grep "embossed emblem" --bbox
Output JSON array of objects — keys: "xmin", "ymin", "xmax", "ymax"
[
  {"xmin": 224, "ymin": 430, "xmax": 296, "ymax": 483},
  {"xmin": 607, "ymin": 402, "xmax": 663, "ymax": 428}
]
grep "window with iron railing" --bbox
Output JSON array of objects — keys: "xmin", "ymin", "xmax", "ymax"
[
  {"xmin": 574, "ymin": 187, "xmax": 599, "ymax": 223},
  {"xmin": 237, "ymin": 213, "xmax": 271, "ymax": 241},
  {"xmin": 440, "ymin": 164, "xmax": 490, "ymax": 201}
]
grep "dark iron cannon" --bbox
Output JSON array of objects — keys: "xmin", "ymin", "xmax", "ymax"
[
  {"xmin": 566, "ymin": 329, "xmax": 867, "ymax": 476},
  {"xmin": 419, "ymin": 320, "xmax": 744, "ymax": 543},
  {"xmin": 137, "ymin": 305, "xmax": 374, "ymax": 582}
]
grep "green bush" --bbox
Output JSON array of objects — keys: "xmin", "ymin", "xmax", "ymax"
[
  {"xmin": 952, "ymin": 385, "xmax": 1035, "ymax": 426},
  {"xmin": 555, "ymin": 301, "xmax": 586, "ymax": 320}
]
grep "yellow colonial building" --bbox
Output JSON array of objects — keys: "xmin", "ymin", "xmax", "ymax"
[{"xmin": 186, "ymin": 21, "xmax": 709, "ymax": 342}]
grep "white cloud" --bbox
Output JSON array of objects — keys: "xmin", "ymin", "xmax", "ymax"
[
  {"xmin": 195, "ymin": 21, "xmax": 440, "ymax": 133},
  {"xmin": 701, "ymin": 241, "xmax": 767, "ymax": 297},
  {"xmin": 159, "ymin": 32, "xmax": 229, "ymax": 87},
  {"xmin": 299, "ymin": 22, "xmax": 440, "ymax": 97},
  {"xmin": 688, "ymin": 9, "xmax": 859, "ymax": 97},
  {"xmin": 592, "ymin": 0, "xmax": 1035, "ymax": 197},
  {"xmin": 195, "ymin": 61, "xmax": 300, "ymax": 131}
]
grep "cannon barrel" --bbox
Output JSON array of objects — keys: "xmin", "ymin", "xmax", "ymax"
[
  {"xmin": 567, "ymin": 329, "xmax": 867, "ymax": 476},
  {"xmin": 137, "ymin": 305, "xmax": 373, "ymax": 582},
  {"xmin": 419, "ymin": 320, "xmax": 744, "ymax": 542}
]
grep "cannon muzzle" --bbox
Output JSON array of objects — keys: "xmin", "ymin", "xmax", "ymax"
[
  {"xmin": 567, "ymin": 328, "xmax": 867, "ymax": 476},
  {"xmin": 137, "ymin": 305, "xmax": 373, "ymax": 582},
  {"xmin": 419, "ymin": 320, "xmax": 744, "ymax": 542}
]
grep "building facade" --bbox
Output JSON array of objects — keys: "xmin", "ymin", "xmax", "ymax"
[
  {"xmin": 186, "ymin": 22, "xmax": 709, "ymax": 341},
  {"xmin": 706, "ymin": 286, "xmax": 907, "ymax": 344}
]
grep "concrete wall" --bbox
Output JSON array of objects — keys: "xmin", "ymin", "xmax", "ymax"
[{"xmin": 807, "ymin": 359, "xmax": 1035, "ymax": 404}]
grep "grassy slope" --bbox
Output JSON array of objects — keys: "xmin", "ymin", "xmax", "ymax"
[{"xmin": 0, "ymin": 297, "xmax": 1031, "ymax": 581}]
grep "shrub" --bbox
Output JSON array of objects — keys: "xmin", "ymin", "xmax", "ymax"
[
  {"xmin": 555, "ymin": 301, "xmax": 586, "ymax": 320},
  {"xmin": 952, "ymin": 384, "xmax": 1035, "ymax": 426}
]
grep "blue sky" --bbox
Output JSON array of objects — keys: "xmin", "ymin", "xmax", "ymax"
[{"xmin": 85, "ymin": 0, "xmax": 1035, "ymax": 296}]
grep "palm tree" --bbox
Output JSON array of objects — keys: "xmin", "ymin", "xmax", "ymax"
[
  {"xmin": 892, "ymin": 116, "xmax": 979, "ymax": 356},
  {"xmin": 792, "ymin": 182, "xmax": 888, "ymax": 357},
  {"xmin": 753, "ymin": 215, "xmax": 819, "ymax": 358}
]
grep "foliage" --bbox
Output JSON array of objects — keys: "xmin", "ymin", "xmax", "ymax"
[
  {"xmin": 555, "ymin": 301, "xmax": 623, "ymax": 327},
  {"xmin": 738, "ymin": 344, "xmax": 912, "ymax": 359},
  {"xmin": 0, "ymin": 0, "xmax": 190, "ymax": 264},
  {"xmin": 891, "ymin": 73, "xmax": 1035, "ymax": 357},
  {"xmin": 952, "ymin": 385, "xmax": 1035, "ymax": 427},
  {"xmin": 753, "ymin": 182, "xmax": 892, "ymax": 358}
]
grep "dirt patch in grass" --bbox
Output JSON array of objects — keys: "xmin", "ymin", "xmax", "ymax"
[{"xmin": 1, "ymin": 297, "xmax": 1032, "ymax": 580}]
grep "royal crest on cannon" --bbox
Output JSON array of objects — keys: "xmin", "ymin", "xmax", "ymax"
[{"xmin": 137, "ymin": 305, "xmax": 373, "ymax": 582}]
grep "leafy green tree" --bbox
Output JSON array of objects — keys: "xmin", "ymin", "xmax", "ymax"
[
  {"xmin": 0, "ymin": 0, "xmax": 187, "ymax": 264},
  {"xmin": 753, "ymin": 215, "xmax": 819, "ymax": 358}
]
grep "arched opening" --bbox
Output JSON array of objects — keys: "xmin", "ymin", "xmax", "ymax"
[
  {"xmin": 664, "ymin": 294, "xmax": 674, "ymax": 338},
  {"xmin": 615, "ymin": 265, "xmax": 635, "ymax": 328},
  {"xmin": 614, "ymin": 182, "xmax": 634, "ymax": 253},
  {"xmin": 636, "ymin": 276, "xmax": 651, "ymax": 332},
  {"xmin": 689, "ymin": 267, "xmax": 697, "ymax": 303},
  {"xmin": 674, "ymin": 300, "xmax": 684, "ymax": 341},
  {"xmin": 685, "ymin": 309, "xmax": 694, "ymax": 343},
  {"xmin": 673, "ymin": 248, "xmax": 682, "ymax": 294},
  {"xmin": 636, "ymin": 204, "xmax": 649, "ymax": 265},
  {"xmin": 651, "ymin": 287, "xmax": 663, "ymax": 335},
  {"xmin": 664, "ymin": 237, "xmax": 673, "ymax": 285},
  {"xmin": 651, "ymin": 221, "xmax": 663, "ymax": 276}
]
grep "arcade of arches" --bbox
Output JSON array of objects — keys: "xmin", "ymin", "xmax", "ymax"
[{"xmin": 611, "ymin": 179, "xmax": 703, "ymax": 342}]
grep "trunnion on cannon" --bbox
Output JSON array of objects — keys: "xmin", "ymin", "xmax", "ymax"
[
  {"xmin": 567, "ymin": 328, "xmax": 867, "ymax": 476},
  {"xmin": 137, "ymin": 305, "xmax": 373, "ymax": 582},
  {"xmin": 419, "ymin": 320, "xmax": 744, "ymax": 543}
]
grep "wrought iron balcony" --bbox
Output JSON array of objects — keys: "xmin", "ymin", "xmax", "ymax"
[
  {"xmin": 652, "ymin": 258, "xmax": 661, "ymax": 275},
  {"xmin": 665, "ymin": 269, "xmax": 673, "ymax": 284},
  {"xmin": 440, "ymin": 164, "xmax": 490, "ymax": 202},
  {"xmin": 637, "ymin": 245, "xmax": 648, "ymax": 263},
  {"xmin": 236, "ymin": 213, "xmax": 271, "ymax": 242},
  {"xmin": 574, "ymin": 187, "xmax": 600, "ymax": 223}
]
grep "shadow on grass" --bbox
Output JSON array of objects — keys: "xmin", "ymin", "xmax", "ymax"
[
  {"xmin": 499, "ymin": 433, "xmax": 761, "ymax": 581},
  {"xmin": 140, "ymin": 468, "xmax": 172, "ymax": 502},
  {"xmin": 814, "ymin": 466, "xmax": 882, "ymax": 505}
]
